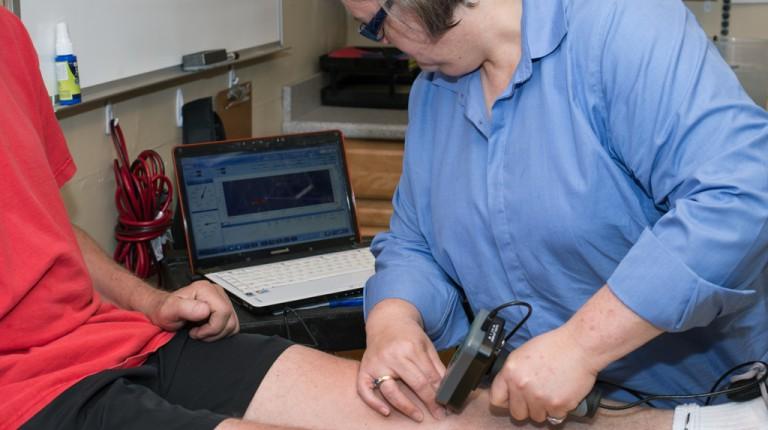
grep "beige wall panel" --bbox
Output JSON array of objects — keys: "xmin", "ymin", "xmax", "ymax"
[
  {"xmin": 686, "ymin": 1, "xmax": 768, "ymax": 39},
  {"xmin": 61, "ymin": 172, "xmax": 118, "ymax": 239},
  {"xmin": 251, "ymin": 98, "xmax": 285, "ymax": 137}
]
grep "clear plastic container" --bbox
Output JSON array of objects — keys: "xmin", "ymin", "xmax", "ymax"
[{"xmin": 715, "ymin": 37, "xmax": 768, "ymax": 110}]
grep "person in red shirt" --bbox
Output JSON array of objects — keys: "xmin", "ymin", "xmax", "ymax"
[{"xmin": 1, "ymin": 6, "xmax": 678, "ymax": 430}]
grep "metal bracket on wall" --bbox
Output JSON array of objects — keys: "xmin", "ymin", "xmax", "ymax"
[
  {"xmin": 104, "ymin": 102, "xmax": 114, "ymax": 135},
  {"xmin": 175, "ymin": 88, "xmax": 184, "ymax": 128}
]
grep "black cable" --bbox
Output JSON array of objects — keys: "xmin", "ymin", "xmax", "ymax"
[
  {"xmin": 598, "ymin": 361, "xmax": 768, "ymax": 410},
  {"xmin": 487, "ymin": 301, "xmax": 533, "ymax": 343},
  {"xmin": 485, "ymin": 301, "xmax": 766, "ymax": 412},
  {"xmin": 282, "ymin": 308, "xmax": 291, "ymax": 340},
  {"xmin": 279, "ymin": 307, "xmax": 320, "ymax": 348},
  {"xmin": 597, "ymin": 380, "xmax": 657, "ymax": 407},
  {"xmin": 705, "ymin": 361, "xmax": 766, "ymax": 405}
]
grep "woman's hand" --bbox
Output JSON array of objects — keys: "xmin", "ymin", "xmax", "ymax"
[
  {"xmin": 489, "ymin": 286, "xmax": 663, "ymax": 424},
  {"xmin": 357, "ymin": 299, "xmax": 447, "ymax": 422},
  {"xmin": 489, "ymin": 326, "xmax": 599, "ymax": 423},
  {"xmin": 142, "ymin": 280, "xmax": 240, "ymax": 341}
]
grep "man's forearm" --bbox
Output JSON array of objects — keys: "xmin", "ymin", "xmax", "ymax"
[
  {"xmin": 562, "ymin": 285, "xmax": 664, "ymax": 372},
  {"xmin": 72, "ymin": 225, "xmax": 162, "ymax": 313}
]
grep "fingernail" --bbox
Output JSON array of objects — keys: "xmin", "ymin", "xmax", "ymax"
[
  {"xmin": 380, "ymin": 407, "xmax": 390, "ymax": 416},
  {"xmin": 413, "ymin": 411, "xmax": 424, "ymax": 422}
]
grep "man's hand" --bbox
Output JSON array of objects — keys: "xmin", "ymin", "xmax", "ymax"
[
  {"xmin": 357, "ymin": 299, "xmax": 447, "ymax": 422},
  {"xmin": 144, "ymin": 280, "xmax": 240, "ymax": 341},
  {"xmin": 71, "ymin": 225, "xmax": 239, "ymax": 341}
]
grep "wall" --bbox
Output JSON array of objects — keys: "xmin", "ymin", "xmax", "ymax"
[
  {"xmin": 685, "ymin": 1, "xmax": 768, "ymax": 39},
  {"xmin": 59, "ymin": 0, "xmax": 348, "ymax": 251}
]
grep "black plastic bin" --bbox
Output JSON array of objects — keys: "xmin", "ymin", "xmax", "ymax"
[{"xmin": 320, "ymin": 47, "xmax": 419, "ymax": 110}]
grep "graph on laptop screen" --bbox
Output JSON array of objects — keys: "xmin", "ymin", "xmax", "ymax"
[{"xmin": 179, "ymin": 143, "xmax": 355, "ymax": 260}]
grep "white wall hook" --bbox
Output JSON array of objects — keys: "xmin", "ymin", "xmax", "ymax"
[
  {"xmin": 105, "ymin": 102, "xmax": 114, "ymax": 135},
  {"xmin": 175, "ymin": 88, "xmax": 184, "ymax": 128},
  {"xmin": 228, "ymin": 66, "xmax": 240, "ymax": 89}
]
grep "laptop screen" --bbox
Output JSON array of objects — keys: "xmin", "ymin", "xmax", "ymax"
[{"xmin": 174, "ymin": 131, "xmax": 359, "ymax": 270}]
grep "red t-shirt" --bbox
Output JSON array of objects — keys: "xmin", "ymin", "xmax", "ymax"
[{"xmin": 0, "ymin": 10, "xmax": 173, "ymax": 428}]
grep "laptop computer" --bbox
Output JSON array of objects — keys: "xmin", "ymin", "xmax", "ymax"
[{"xmin": 173, "ymin": 130, "xmax": 374, "ymax": 313}]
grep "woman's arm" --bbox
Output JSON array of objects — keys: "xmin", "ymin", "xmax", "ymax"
[{"xmin": 490, "ymin": 286, "xmax": 662, "ymax": 422}]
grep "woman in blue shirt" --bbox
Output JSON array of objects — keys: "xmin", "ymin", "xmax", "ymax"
[{"xmin": 342, "ymin": 0, "xmax": 768, "ymax": 428}]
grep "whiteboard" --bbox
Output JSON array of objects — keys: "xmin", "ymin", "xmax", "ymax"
[{"xmin": 21, "ymin": 0, "xmax": 283, "ymax": 95}]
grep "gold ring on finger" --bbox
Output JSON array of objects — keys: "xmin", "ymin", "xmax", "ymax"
[
  {"xmin": 546, "ymin": 415, "xmax": 566, "ymax": 425},
  {"xmin": 372, "ymin": 375, "xmax": 395, "ymax": 390}
]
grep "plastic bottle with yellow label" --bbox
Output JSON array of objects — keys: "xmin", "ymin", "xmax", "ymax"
[{"xmin": 55, "ymin": 22, "xmax": 81, "ymax": 106}]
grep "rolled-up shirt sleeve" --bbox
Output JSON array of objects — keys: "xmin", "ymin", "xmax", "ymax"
[
  {"xmin": 595, "ymin": 1, "xmax": 768, "ymax": 331},
  {"xmin": 608, "ymin": 228, "xmax": 756, "ymax": 331}
]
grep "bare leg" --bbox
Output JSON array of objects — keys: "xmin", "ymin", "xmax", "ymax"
[{"xmin": 243, "ymin": 345, "xmax": 673, "ymax": 430}]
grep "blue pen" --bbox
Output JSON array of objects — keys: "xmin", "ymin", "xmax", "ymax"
[
  {"xmin": 328, "ymin": 296, "xmax": 364, "ymax": 308},
  {"xmin": 271, "ymin": 296, "xmax": 365, "ymax": 315}
]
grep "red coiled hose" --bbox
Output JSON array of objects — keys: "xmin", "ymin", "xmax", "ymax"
[{"xmin": 110, "ymin": 119, "xmax": 173, "ymax": 278}]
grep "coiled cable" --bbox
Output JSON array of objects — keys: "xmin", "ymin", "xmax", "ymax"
[{"xmin": 110, "ymin": 119, "xmax": 173, "ymax": 279}]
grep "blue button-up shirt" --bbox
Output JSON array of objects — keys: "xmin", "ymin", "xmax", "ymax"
[{"xmin": 364, "ymin": 0, "xmax": 768, "ymax": 402}]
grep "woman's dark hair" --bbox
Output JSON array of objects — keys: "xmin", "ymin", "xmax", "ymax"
[{"xmin": 386, "ymin": 0, "xmax": 478, "ymax": 39}]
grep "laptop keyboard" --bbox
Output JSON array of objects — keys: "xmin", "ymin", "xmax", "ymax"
[{"xmin": 215, "ymin": 248, "xmax": 375, "ymax": 296}]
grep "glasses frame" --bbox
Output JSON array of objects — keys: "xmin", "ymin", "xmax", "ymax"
[{"xmin": 358, "ymin": 5, "xmax": 389, "ymax": 42}]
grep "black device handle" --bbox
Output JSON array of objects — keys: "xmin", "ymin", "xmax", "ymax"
[{"xmin": 570, "ymin": 387, "xmax": 601, "ymax": 418}]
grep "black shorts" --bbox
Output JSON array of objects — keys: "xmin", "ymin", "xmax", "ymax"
[{"xmin": 22, "ymin": 331, "xmax": 293, "ymax": 430}]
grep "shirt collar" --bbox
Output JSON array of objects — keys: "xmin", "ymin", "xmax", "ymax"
[
  {"xmin": 523, "ymin": 0, "xmax": 567, "ymax": 61},
  {"xmin": 424, "ymin": 71, "xmax": 468, "ymax": 96},
  {"xmin": 429, "ymin": 0, "xmax": 567, "ymax": 96}
]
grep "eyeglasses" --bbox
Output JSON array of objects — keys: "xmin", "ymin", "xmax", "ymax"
[{"xmin": 358, "ymin": 3, "xmax": 390, "ymax": 42}]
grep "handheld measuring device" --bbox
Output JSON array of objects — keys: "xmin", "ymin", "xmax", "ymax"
[{"xmin": 435, "ymin": 307, "xmax": 601, "ymax": 418}]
